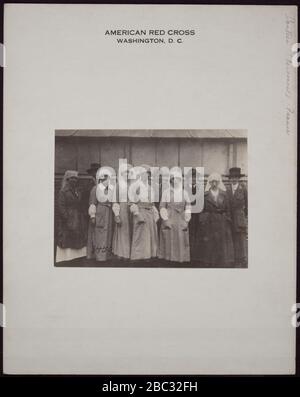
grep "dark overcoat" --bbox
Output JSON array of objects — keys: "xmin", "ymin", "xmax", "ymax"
[
  {"xmin": 226, "ymin": 183, "xmax": 248, "ymax": 265},
  {"xmin": 194, "ymin": 190, "xmax": 234, "ymax": 266},
  {"xmin": 57, "ymin": 185, "xmax": 86, "ymax": 249},
  {"xmin": 226, "ymin": 183, "xmax": 248, "ymax": 232}
]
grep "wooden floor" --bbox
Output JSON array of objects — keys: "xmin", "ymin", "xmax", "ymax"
[{"xmin": 55, "ymin": 257, "xmax": 247, "ymax": 268}]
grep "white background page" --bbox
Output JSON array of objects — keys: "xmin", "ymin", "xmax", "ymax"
[{"xmin": 3, "ymin": 4, "xmax": 297, "ymax": 374}]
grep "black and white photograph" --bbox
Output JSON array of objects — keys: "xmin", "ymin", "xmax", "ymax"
[
  {"xmin": 3, "ymin": 3, "xmax": 297, "ymax": 377},
  {"xmin": 55, "ymin": 129, "xmax": 248, "ymax": 268}
]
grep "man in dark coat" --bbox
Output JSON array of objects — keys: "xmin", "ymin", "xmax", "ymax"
[{"xmin": 226, "ymin": 167, "xmax": 248, "ymax": 267}]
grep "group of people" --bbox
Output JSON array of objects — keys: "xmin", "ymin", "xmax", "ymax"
[{"xmin": 56, "ymin": 163, "xmax": 247, "ymax": 267}]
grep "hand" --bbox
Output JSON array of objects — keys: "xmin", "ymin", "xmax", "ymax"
[
  {"xmin": 163, "ymin": 220, "xmax": 172, "ymax": 229},
  {"xmin": 184, "ymin": 213, "xmax": 191, "ymax": 223},
  {"xmin": 182, "ymin": 221, "xmax": 188, "ymax": 231},
  {"xmin": 136, "ymin": 213, "xmax": 145, "ymax": 225}
]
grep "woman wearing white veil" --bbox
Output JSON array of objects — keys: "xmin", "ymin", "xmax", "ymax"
[
  {"xmin": 158, "ymin": 168, "xmax": 191, "ymax": 263},
  {"xmin": 111, "ymin": 163, "xmax": 133, "ymax": 259},
  {"xmin": 204, "ymin": 172, "xmax": 226, "ymax": 193},
  {"xmin": 195, "ymin": 172, "xmax": 234, "ymax": 267},
  {"xmin": 129, "ymin": 164, "xmax": 159, "ymax": 261},
  {"xmin": 87, "ymin": 167, "xmax": 115, "ymax": 262}
]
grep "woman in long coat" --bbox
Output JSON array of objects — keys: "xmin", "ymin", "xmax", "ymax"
[
  {"xmin": 87, "ymin": 167, "xmax": 115, "ymax": 262},
  {"xmin": 158, "ymin": 174, "xmax": 191, "ymax": 263},
  {"xmin": 111, "ymin": 165, "xmax": 132, "ymax": 259},
  {"xmin": 56, "ymin": 170, "xmax": 87, "ymax": 263},
  {"xmin": 195, "ymin": 172, "xmax": 234, "ymax": 267},
  {"xmin": 129, "ymin": 164, "xmax": 159, "ymax": 261}
]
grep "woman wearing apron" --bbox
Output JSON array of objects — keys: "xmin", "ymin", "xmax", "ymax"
[
  {"xmin": 87, "ymin": 167, "xmax": 115, "ymax": 262},
  {"xmin": 129, "ymin": 164, "xmax": 159, "ymax": 261},
  {"xmin": 158, "ymin": 172, "xmax": 191, "ymax": 263}
]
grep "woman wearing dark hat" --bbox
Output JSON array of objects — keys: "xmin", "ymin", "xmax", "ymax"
[
  {"xmin": 56, "ymin": 170, "xmax": 87, "ymax": 263},
  {"xmin": 87, "ymin": 163, "xmax": 101, "ymax": 178},
  {"xmin": 83, "ymin": 163, "xmax": 101, "ymax": 203},
  {"xmin": 226, "ymin": 167, "xmax": 248, "ymax": 267},
  {"xmin": 83, "ymin": 163, "xmax": 101, "ymax": 198}
]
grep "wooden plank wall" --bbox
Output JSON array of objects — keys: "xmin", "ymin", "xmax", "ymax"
[{"xmin": 55, "ymin": 136, "xmax": 248, "ymax": 176}]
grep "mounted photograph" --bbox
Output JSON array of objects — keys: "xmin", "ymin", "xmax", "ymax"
[{"xmin": 54, "ymin": 129, "xmax": 248, "ymax": 268}]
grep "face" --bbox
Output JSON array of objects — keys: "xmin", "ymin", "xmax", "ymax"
[
  {"xmin": 210, "ymin": 179, "xmax": 219, "ymax": 189},
  {"xmin": 128, "ymin": 169, "xmax": 136, "ymax": 182},
  {"xmin": 171, "ymin": 176, "xmax": 182, "ymax": 188},
  {"xmin": 100, "ymin": 175, "xmax": 109, "ymax": 186},
  {"xmin": 230, "ymin": 177, "xmax": 239, "ymax": 184},
  {"xmin": 140, "ymin": 171, "xmax": 149, "ymax": 184},
  {"xmin": 68, "ymin": 177, "xmax": 78, "ymax": 188},
  {"xmin": 120, "ymin": 170, "xmax": 129, "ymax": 181}
]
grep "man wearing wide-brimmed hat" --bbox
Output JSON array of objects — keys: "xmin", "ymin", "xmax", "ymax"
[
  {"xmin": 86, "ymin": 162, "xmax": 101, "ymax": 177},
  {"xmin": 226, "ymin": 167, "xmax": 248, "ymax": 267}
]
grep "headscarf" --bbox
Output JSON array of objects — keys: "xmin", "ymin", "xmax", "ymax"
[
  {"xmin": 96, "ymin": 166, "xmax": 114, "ymax": 183},
  {"xmin": 170, "ymin": 168, "xmax": 183, "ymax": 187},
  {"xmin": 139, "ymin": 164, "xmax": 151, "ymax": 173},
  {"xmin": 205, "ymin": 172, "xmax": 226, "ymax": 192},
  {"xmin": 95, "ymin": 167, "xmax": 116, "ymax": 203},
  {"xmin": 61, "ymin": 170, "xmax": 78, "ymax": 189},
  {"xmin": 130, "ymin": 164, "xmax": 152, "ymax": 186},
  {"xmin": 115, "ymin": 163, "xmax": 131, "ymax": 203},
  {"xmin": 119, "ymin": 163, "xmax": 133, "ymax": 185},
  {"xmin": 135, "ymin": 164, "xmax": 151, "ymax": 180}
]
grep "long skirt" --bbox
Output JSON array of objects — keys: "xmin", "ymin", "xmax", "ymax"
[
  {"xmin": 159, "ymin": 210, "xmax": 190, "ymax": 263},
  {"xmin": 112, "ymin": 203, "xmax": 131, "ymax": 259},
  {"xmin": 87, "ymin": 203, "xmax": 113, "ymax": 261},
  {"xmin": 232, "ymin": 231, "xmax": 248, "ymax": 266},
  {"xmin": 196, "ymin": 212, "xmax": 234, "ymax": 267},
  {"xmin": 189, "ymin": 213, "xmax": 199, "ymax": 261},
  {"xmin": 130, "ymin": 208, "xmax": 158, "ymax": 260},
  {"xmin": 56, "ymin": 246, "xmax": 87, "ymax": 263}
]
